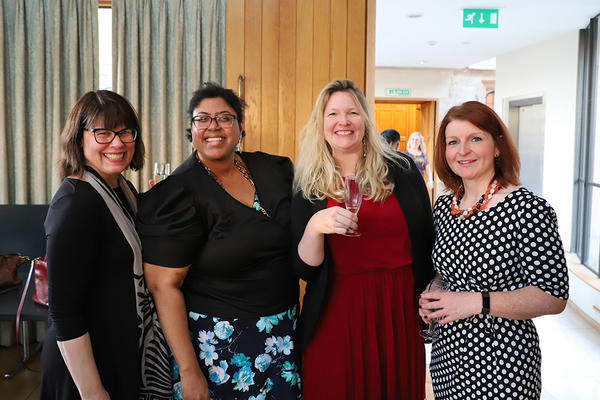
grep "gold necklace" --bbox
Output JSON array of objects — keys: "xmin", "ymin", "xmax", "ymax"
[{"xmin": 201, "ymin": 155, "xmax": 271, "ymax": 218}]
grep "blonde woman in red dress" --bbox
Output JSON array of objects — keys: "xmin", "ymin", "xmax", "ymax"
[{"xmin": 292, "ymin": 79, "xmax": 435, "ymax": 399}]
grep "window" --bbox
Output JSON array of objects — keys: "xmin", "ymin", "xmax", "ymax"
[
  {"xmin": 573, "ymin": 15, "xmax": 600, "ymax": 275},
  {"xmin": 98, "ymin": 7, "xmax": 112, "ymax": 90}
]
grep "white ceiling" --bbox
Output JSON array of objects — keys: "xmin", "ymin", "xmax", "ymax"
[{"xmin": 376, "ymin": 0, "xmax": 600, "ymax": 69}]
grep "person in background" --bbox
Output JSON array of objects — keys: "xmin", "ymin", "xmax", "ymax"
[
  {"xmin": 380, "ymin": 128, "xmax": 400, "ymax": 150},
  {"xmin": 292, "ymin": 79, "xmax": 434, "ymax": 399},
  {"xmin": 419, "ymin": 101, "xmax": 568, "ymax": 399},
  {"xmin": 41, "ymin": 91, "xmax": 170, "ymax": 399},
  {"xmin": 402, "ymin": 131, "xmax": 434, "ymax": 190},
  {"xmin": 137, "ymin": 83, "xmax": 301, "ymax": 400}
]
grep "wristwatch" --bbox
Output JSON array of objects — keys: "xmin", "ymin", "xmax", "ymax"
[{"xmin": 481, "ymin": 291, "xmax": 490, "ymax": 315}]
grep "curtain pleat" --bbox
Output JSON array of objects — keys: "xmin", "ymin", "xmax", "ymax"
[
  {"xmin": 0, "ymin": 0, "xmax": 98, "ymax": 204},
  {"xmin": 112, "ymin": 0, "xmax": 225, "ymax": 192}
]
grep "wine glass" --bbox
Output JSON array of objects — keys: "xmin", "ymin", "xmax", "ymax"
[
  {"xmin": 419, "ymin": 278, "xmax": 448, "ymax": 343},
  {"xmin": 343, "ymin": 176, "xmax": 363, "ymax": 237},
  {"xmin": 153, "ymin": 162, "xmax": 171, "ymax": 184}
]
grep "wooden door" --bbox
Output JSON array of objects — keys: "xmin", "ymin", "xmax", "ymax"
[{"xmin": 374, "ymin": 103, "xmax": 421, "ymax": 151}]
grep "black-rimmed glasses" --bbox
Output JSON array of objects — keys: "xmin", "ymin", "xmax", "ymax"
[
  {"xmin": 191, "ymin": 114, "xmax": 237, "ymax": 129},
  {"xmin": 87, "ymin": 128, "xmax": 137, "ymax": 144}
]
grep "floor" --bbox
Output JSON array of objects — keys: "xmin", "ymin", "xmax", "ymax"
[{"xmin": 0, "ymin": 303, "xmax": 598, "ymax": 399}]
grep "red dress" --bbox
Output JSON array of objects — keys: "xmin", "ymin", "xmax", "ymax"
[{"xmin": 301, "ymin": 195, "xmax": 425, "ymax": 399}]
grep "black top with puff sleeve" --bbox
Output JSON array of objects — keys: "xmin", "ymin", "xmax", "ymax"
[{"xmin": 137, "ymin": 151, "xmax": 299, "ymax": 319}]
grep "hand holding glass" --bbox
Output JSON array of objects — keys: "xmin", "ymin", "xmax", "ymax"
[
  {"xmin": 153, "ymin": 162, "xmax": 171, "ymax": 184},
  {"xmin": 343, "ymin": 176, "xmax": 363, "ymax": 237},
  {"xmin": 419, "ymin": 279, "xmax": 448, "ymax": 343}
]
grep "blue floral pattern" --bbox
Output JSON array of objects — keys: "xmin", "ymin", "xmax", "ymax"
[{"xmin": 172, "ymin": 305, "xmax": 301, "ymax": 400}]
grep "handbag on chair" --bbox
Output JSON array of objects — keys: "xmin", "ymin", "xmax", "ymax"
[
  {"xmin": 16, "ymin": 257, "xmax": 48, "ymax": 343},
  {"xmin": 0, "ymin": 254, "xmax": 30, "ymax": 293}
]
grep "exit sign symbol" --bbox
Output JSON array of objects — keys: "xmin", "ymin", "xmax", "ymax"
[{"xmin": 463, "ymin": 9, "xmax": 499, "ymax": 29}]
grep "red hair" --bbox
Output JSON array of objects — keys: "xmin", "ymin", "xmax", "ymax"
[{"xmin": 435, "ymin": 101, "xmax": 520, "ymax": 195}]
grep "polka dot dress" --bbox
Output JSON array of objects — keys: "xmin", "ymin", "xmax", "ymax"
[{"xmin": 430, "ymin": 187, "xmax": 569, "ymax": 400}]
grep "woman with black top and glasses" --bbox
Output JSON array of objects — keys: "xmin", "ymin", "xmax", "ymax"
[
  {"xmin": 41, "ymin": 91, "xmax": 170, "ymax": 399},
  {"xmin": 137, "ymin": 83, "xmax": 301, "ymax": 400}
]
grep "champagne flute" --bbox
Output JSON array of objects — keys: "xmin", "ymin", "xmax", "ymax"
[
  {"xmin": 419, "ymin": 278, "xmax": 448, "ymax": 343},
  {"xmin": 153, "ymin": 162, "xmax": 171, "ymax": 184},
  {"xmin": 343, "ymin": 176, "xmax": 363, "ymax": 237}
]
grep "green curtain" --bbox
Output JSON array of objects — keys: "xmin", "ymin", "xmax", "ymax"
[
  {"xmin": 0, "ymin": 0, "xmax": 98, "ymax": 204},
  {"xmin": 112, "ymin": 0, "xmax": 225, "ymax": 191}
]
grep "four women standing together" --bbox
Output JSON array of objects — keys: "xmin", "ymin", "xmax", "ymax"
[{"xmin": 42, "ymin": 81, "xmax": 568, "ymax": 400}]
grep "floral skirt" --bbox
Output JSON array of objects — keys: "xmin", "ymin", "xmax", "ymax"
[{"xmin": 172, "ymin": 305, "xmax": 302, "ymax": 400}]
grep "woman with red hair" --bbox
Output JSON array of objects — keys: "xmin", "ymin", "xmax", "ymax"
[{"xmin": 419, "ymin": 101, "xmax": 569, "ymax": 399}]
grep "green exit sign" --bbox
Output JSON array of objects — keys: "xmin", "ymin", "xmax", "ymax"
[
  {"xmin": 463, "ymin": 9, "xmax": 499, "ymax": 29},
  {"xmin": 386, "ymin": 88, "xmax": 410, "ymax": 96}
]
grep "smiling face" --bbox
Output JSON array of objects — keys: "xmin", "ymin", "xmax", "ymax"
[
  {"xmin": 81, "ymin": 116, "xmax": 135, "ymax": 187},
  {"xmin": 408, "ymin": 135, "xmax": 422, "ymax": 150},
  {"xmin": 191, "ymin": 97, "xmax": 241, "ymax": 163},
  {"xmin": 444, "ymin": 119, "xmax": 499, "ymax": 187},
  {"xmin": 323, "ymin": 91, "xmax": 365, "ymax": 158}
]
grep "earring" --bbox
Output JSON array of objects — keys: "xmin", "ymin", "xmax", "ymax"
[
  {"xmin": 235, "ymin": 132, "xmax": 244, "ymax": 152},
  {"xmin": 363, "ymin": 137, "xmax": 368, "ymax": 158}
]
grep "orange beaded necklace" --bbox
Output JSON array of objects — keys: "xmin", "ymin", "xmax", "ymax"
[{"xmin": 451, "ymin": 180, "xmax": 501, "ymax": 219}]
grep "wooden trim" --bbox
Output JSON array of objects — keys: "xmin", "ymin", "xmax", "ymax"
[
  {"xmin": 568, "ymin": 300, "xmax": 600, "ymax": 333},
  {"xmin": 99, "ymin": 0, "xmax": 112, "ymax": 7},
  {"xmin": 365, "ymin": 0, "xmax": 376, "ymax": 111}
]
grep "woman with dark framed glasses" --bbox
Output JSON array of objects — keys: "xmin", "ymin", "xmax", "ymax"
[
  {"xmin": 137, "ymin": 82, "xmax": 301, "ymax": 400},
  {"xmin": 41, "ymin": 91, "xmax": 171, "ymax": 399}
]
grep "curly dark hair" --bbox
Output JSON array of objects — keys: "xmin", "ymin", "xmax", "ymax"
[{"xmin": 185, "ymin": 82, "xmax": 245, "ymax": 142}]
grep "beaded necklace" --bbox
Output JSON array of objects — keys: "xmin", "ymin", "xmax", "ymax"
[
  {"xmin": 201, "ymin": 155, "xmax": 271, "ymax": 218},
  {"xmin": 450, "ymin": 179, "xmax": 501, "ymax": 219}
]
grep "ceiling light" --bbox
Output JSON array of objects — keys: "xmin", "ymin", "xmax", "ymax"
[
  {"xmin": 427, "ymin": 41, "xmax": 437, "ymax": 46},
  {"xmin": 407, "ymin": 13, "xmax": 422, "ymax": 19},
  {"xmin": 461, "ymin": 41, "xmax": 472, "ymax": 45},
  {"xmin": 419, "ymin": 60, "xmax": 430, "ymax": 65}
]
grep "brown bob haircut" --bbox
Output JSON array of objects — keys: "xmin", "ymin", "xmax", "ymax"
[
  {"xmin": 59, "ymin": 90, "xmax": 145, "ymax": 180},
  {"xmin": 435, "ymin": 101, "xmax": 520, "ymax": 195}
]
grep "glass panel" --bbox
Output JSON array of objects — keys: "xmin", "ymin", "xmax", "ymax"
[
  {"xmin": 584, "ymin": 186, "xmax": 600, "ymax": 274},
  {"xmin": 594, "ymin": 22, "xmax": 600, "ymax": 182}
]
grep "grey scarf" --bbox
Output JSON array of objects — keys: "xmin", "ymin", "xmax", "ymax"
[{"xmin": 84, "ymin": 171, "xmax": 173, "ymax": 399}]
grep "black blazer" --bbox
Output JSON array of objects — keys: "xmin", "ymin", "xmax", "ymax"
[{"xmin": 291, "ymin": 154, "xmax": 435, "ymax": 354}]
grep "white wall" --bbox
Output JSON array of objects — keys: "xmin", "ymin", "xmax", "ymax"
[
  {"xmin": 495, "ymin": 31, "xmax": 580, "ymax": 245},
  {"xmin": 374, "ymin": 67, "xmax": 495, "ymax": 119}
]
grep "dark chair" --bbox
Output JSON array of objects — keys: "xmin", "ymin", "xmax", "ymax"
[{"xmin": 0, "ymin": 204, "xmax": 49, "ymax": 378}]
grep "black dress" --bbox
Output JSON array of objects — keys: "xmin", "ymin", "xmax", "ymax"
[
  {"xmin": 137, "ymin": 151, "xmax": 300, "ymax": 399},
  {"xmin": 430, "ymin": 187, "xmax": 569, "ymax": 400},
  {"xmin": 40, "ymin": 174, "xmax": 140, "ymax": 399}
]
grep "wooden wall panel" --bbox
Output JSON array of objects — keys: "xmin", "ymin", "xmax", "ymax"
[
  {"xmin": 244, "ymin": 0, "xmax": 262, "ymax": 151},
  {"xmin": 330, "ymin": 0, "xmax": 348, "ymax": 80},
  {"xmin": 226, "ymin": 0, "xmax": 373, "ymax": 161},
  {"xmin": 261, "ymin": 0, "xmax": 279, "ymax": 154},
  {"xmin": 225, "ymin": 0, "xmax": 245, "ymax": 97},
  {"xmin": 312, "ymin": 0, "xmax": 331, "ymax": 99},
  {"xmin": 347, "ymin": 0, "xmax": 366, "ymax": 92},
  {"xmin": 278, "ymin": 0, "xmax": 297, "ymax": 157},
  {"xmin": 294, "ymin": 0, "xmax": 314, "ymax": 149}
]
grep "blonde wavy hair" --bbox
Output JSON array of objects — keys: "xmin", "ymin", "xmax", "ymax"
[
  {"xmin": 407, "ymin": 131, "xmax": 427, "ymax": 153},
  {"xmin": 294, "ymin": 79, "xmax": 407, "ymax": 202}
]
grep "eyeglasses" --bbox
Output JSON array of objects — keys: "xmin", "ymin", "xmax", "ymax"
[
  {"xmin": 87, "ymin": 128, "xmax": 137, "ymax": 144},
  {"xmin": 191, "ymin": 114, "xmax": 237, "ymax": 129}
]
